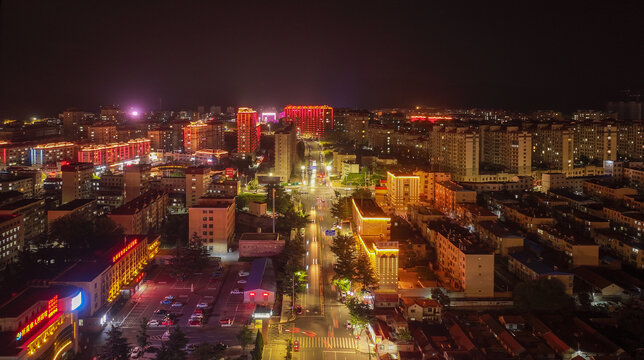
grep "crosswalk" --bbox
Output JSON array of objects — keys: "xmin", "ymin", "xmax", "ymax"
[{"xmin": 294, "ymin": 336, "xmax": 357, "ymax": 349}]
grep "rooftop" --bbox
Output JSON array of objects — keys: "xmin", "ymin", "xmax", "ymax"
[
  {"xmin": 585, "ymin": 178, "xmax": 634, "ymax": 190},
  {"xmin": 52, "ymin": 198, "xmax": 95, "ymax": 211},
  {"xmin": 245, "ymin": 257, "xmax": 277, "ymax": 293},
  {"xmin": 110, "ymin": 190, "xmax": 165, "ymax": 215},
  {"xmin": 352, "ymin": 198, "xmax": 388, "ymax": 219},
  {"xmin": 477, "ymin": 221, "xmax": 522, "ymax": 238},
  {"xmin": 539, "ymin": 225, "xmax": 596, "ymax": 245},
  {"xmin": 509, "ymin": 250, "xmax": 570, "ymax": 276},
  {"xmin": 0, "ymin": 198, "xmax": 44, "ymax": 210},
  {"xmin": 0, "ymin": 285, "xmax": 79, "ymax": 318},
  {"xmin": 239, "ymin": 233, "xmax": 280, "ymax": 241},
  {"xmin": 437, "ymin": 180, "xmax": 470, "ymax": 192},
  {"xmin": 428, "ymin": 221, "xmax": 492, "ymax": 254}
]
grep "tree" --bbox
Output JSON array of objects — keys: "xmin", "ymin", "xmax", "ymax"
[
  {"xmin": 162, "ymin": 214, "xmax": 189, "ymax": 247},
  {"xmin": 278, "ymin": 209, "xmax": 310, "ymax": 233},
  {"xmin": 247, "ymin": 178, "xmax": 259, "ymax": 192},
  {"xmin": 396, "ymin": 328, "xmax": 413, "ymax": 342},
  {"xmin": 276, "ymin": 235, "xmax": 307, "ymax": 301},
  {"xmin": 265, "ymin": 184, "xmax": 292, "ymax": 214},
  {"xmin": 158, "ymin": 327, "xmax": 188, "ymax": 360},
  {"xmin": 352, "ymin": 188, "xmax": 372, "ymax": 199},
  {"xmin": 331, "ymin": 197, "xmax": 353, "ymax": 220},
  {"xmin": 355, "ymin": 253, "xmax": 377, "ymax": 290},
  {"xmin": 237, "ymin": 325, "xmax": 254, "ymax": 352},
  {"xmin": 331, "ymin": 235, "xmax": 358, "ymax": 281},
  {"xmin": 251, "ymin": 331, "xmax": 263, "ymax": 360},
  {"xmin": 193, "ymin": 343, "xmax": 225, "ymax": 360},
  {"xmin": 99, "ymin": 326, "xmax": 130, "ymax": 360},
  {"xmin": 50, "ymin": 214, "xmax": 124, "ymax": 251},
  {"xmin": 513, "ymin": 278, "xmax": 572, "ymax": 312},
  {"xmin": 332, "ymin": 278, "xmax": 351, "ymax": 294},
  {"xmin": 285, "ymin": 339, "xmax": 293, "ymax": 360},
  {"xmin": 136, "ymin": 318, "xmax": 150, "ymax": 349},
  {"xmin": 172, "ymin": 233, "xmax": 211, "ymax": 274},
  {"xmin": 346, "ymin": 297, "xmax": 374, "ymax": 332},
  {"xmin": 578, "ymin": 291, "xmax": 592, "ymax": 311},
  {"xmin": 431, "ymin": 288, "xmax": 450, "ymax": 306}
]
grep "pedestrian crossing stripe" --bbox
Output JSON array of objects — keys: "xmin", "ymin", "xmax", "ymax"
[{"xmin": 294, "ymin": 336, "xmax": 357, "ymax": 349}]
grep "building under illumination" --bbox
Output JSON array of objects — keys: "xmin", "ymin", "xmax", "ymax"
[
  {"xmin": 0, "ymin": 284, "xmax": 82, "ymax": 360},
  {"xmin": 51, "ymin": 235, "xmax": 160, "ymax": 328},
  {"xmin": 284, "ymin": 105, "xmax": 333, "ymax": 138},
  {"xmin": 352, "ymin": 198, "xmax": 398, "ymax": 291},
  {"xmin": 30, "ymin": 142, "xmax": 78, "ymax": 166},
  {"xmin": 386, "ymin": 171, "xmax": 420, "ymax": 212},
  {"xmin": 236, "ymin": 108, "xmax": 260, "ymax": 154},
  {"xmin": 77, "ymin": 138, "xmax": 150, "ymax": 166},
  {"xmin": 61, "ymin": 163, "xmax": 93, "ymax": 204},
  {"xmin": 183, "ymin": 121, "xmax": 225, "ymax": 153}
]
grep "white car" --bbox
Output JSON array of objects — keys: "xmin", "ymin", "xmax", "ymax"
[
  {"xmin": 238, "ymin": 271, "xmax": 250, "ymax": 277},
  {"xmin": 196, "ymin": 302, "xmax": 209, "ymax": 309},
  {"xmin": 130, "ymin": 347, "xmax": 142, "ymax": 358},
  {"xmin": 237, "ymin": 279, "xmax": 247, "ymax": 284},
  {"xmin": 230, "ymin": 288, "xmax": 243, "ymax": 294},
  {"xmin": 147, "ymin": 319, "xmax": 160, "ymax": 327},
  {"xmin": 191, "ymin": 313, "xmax": 204, "ymax": 320},
  {"xmin": 161, "ymin": 330, "xmax": 170, "ymax": 341},
  {"xmin": 171, "ymin": 302, "xmax": 183, "ymax": 308}
]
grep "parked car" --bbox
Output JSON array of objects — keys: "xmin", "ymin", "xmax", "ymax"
[
  {"xmin": 162, "ymin": 319, "xmax": 174, "ymax": 326},
  {"xmin": 191, "ymin": 313, "xmax": 204, "ymax": 320},
  {"xmin": 130, "ymin": 347, "xmax": 142, "ymax": 358},
  {"xmin": 196, "ymin": 302, "xmax": 209, "ymax": 309},
  {"xmin": 147, "ymin": 319, "xmax": 160, "ymax": 327},
  {"xmin": 230, "ymin": 288, "xmax": 243, "ymax": 295},
  {"xmin": 154, "ymin": 309, "xmax": 168, "ymax": 315},
  {"xmin": 193, "ymin": 308, "xmax": 203, "ymax": 314},
  {"xmin": 238, "ymin": 271, "xmax": 250, "ymax": 277},
  {"xmin": 293, "ymin": 340, "xmax": 299, "ymax": 351},
  {"xmin": 161, "ymin": 330, "xmax": 170, "ymax": 341},
  {"xmin": 164, "ymin": 295, "xmax": 175, "ymax": 301},
  {"xmin": 219, "ymin": 318, "xmax": 233, "ymax": 327},
  {"xmin": 160, "ymin": 299, "xmax": 173, "ymax": 305},
  {"xmin": 237, "ymin": 279, "xmax": 247, "ymax": 284},
  {"xmin": 214, "ymin": 342, "xmax": 228, "ymax": 351},
  {"xmin": 185, "ymin": 344, "xmax": 197, "ymax": 353},
  {"xmin": 171, "ymin": 302, "xmax": 183, "ymax": 308},
  {"xmin": 188, "ymin": 319, "xmax": 202, "ymax": 327}
]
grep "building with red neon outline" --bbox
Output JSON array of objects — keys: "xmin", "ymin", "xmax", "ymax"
[
  {"xmin": 283, "ymin": 105, "xmax": 333, "ymax": 138},
  {"xmin": 236, "ymin": 108, "xmax": 260, "ymax": 154}
]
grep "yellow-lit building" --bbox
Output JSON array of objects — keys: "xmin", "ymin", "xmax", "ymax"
[
  {"xmin": 52, "ymin": 235, "xmax": 160, "ymax": 328},
  {"xmin": 0, "ymin": 284, "xmax": 83, "ymax": 360},
  {"xmin": 434, "ymin": 180, "xmax": 476, "ymax": 216},
  {"xmin": 30, "ymin": 142, "xmax": 78, "ymax": 166},
  {"xmin": 352, "ymin": 198, "xmax": 398, "ymax": 291},
  {"xmin": 386, "ymin": 171, "xmax": 420, "ymax": 212},
  {"xmin": 413, "ymin": 170, "xmax": 451, "ymax": 202}
]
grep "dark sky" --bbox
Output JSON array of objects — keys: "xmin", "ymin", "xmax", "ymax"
[{"xmin": 1, "ymin": 0, "xmax": 643, "ymax": 118}]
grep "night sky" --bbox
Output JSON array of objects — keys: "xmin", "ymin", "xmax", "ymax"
[{"xmin": 1, "ymin": 0, "xmax": 643, "ymax": 118}]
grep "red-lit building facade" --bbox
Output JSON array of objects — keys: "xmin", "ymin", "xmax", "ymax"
[
  {"xmin": 0, "ymin": 285, "xmax": 82, "ymax": 360},
  {"xmin": 236, "ymin": 108, "xmax": 260, "ymax": 154},
  {"xmin": 77, "ymin": 138, "xmax": 151, "ymax": 166},
  {"xmin": 284, "ymin": 105, "xmax": 333, "ymax": 138},
  {"xmin": 183, "ymin": 121, "xmax": 225, "ymax": 153}
]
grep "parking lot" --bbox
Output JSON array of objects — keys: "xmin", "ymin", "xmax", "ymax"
[{"xmin": 115, "ymin": 261, "xmax": 256, "ymax": 355}]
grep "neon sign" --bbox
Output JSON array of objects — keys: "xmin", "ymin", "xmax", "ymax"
[
  {"xmin": 112, "ymin": 239, "xmax": 138, "ymax": 263},
  {"xmin": 16, "ymin": 295, "xmax": 58, "ymax": 341},
  {"xmin": 410, "ymin": 115, "xmax": 453, "ymax": 122}
]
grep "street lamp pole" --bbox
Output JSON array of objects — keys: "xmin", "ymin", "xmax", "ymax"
[{"xmin": 272, "ymin": 188, "xmax": 276, "ymax": 233}]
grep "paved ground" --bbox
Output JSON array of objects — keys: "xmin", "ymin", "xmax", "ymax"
[
  {"xmin": 113, "ymin": 260, "xmax": 256, "ymax": 357},
  {"xmin": 263, "ymin": 140, "xmax": 371, "ymax": 360}
]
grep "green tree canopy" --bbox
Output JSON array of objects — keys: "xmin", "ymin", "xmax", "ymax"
[
  {"xmin": 346, "ymin": 297, "xmax": 375, "ymax": 331},
  {"xmin": 99, "ymin": 326, "xmax": 130, "ymax": 360},
  {"xmin": 331, "ymin": 197, "xmax": 353, "ymax": 220},
  {"xmin": 158, "ymin": 327, "xmax": 188, "ymax": 360},
  {"xmin": 136, "ymin": 318, "xmax": 150, "ymax": 349},
  {"xmin": 355, "ymin": 253, "xmax": 377, "ymax": 290},
  {"xmin": 237, "ymin": 325, "xmax": 254, "ymax": 351},
  {"xmin": 331, "ymin": 235, "xmax": 358, "ymax": 282}
]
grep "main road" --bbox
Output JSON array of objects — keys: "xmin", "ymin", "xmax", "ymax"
[{"xmin": 264, "ymin": 141, "xmax": 369, "ymax": 360}]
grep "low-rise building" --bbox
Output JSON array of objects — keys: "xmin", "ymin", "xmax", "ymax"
[
  {"xmin": 537, "ymin": 225, "xmax": 599, "ymax": 267},
  {"xmin": 340, "ymin": 161, "xmax": 360, "ymax": 177},
  {"xmin": 0, "ymin": 175, "xmax": 35, "ymax": 198},
  {"xmin": 435, "ymin": 181, "xmax": 476, "ymax": 216},
  {"xmin": 502, "ymin": 203, "xmax": 555, "ymax": 232},
  {"xmin": 188, "ymin": 197, "xmax": 235, "ymax": 255},
  {"xmin": 602, "ymin": 206, "xmax": 644, "ymax": 232},
  {"xmin": 386, "ymin": 171, "xmax": 420, "ymax": 212},
  {"xmin": 427, "ymin": 221, "xmax": 494, "ymax": 297},
  {"xmin": 208, "ymin": 179, "xmax": 238, "ymax": 197},
  {"xmin": 243, "ymin": 257, "xmax": 276, "ymax": 307},
  {"xmin": 583, "ymin": 179, "xmax": 637, "ymax": 200},
  {"xmin": 508, "ymin": 250, "xmax": 574, "ymax": 295},
  {"xmin": 476, "ymin": 221, "xmax": 524, "ymax": 256},
  {"xmin": 593, "ymin": 228, "xmax": 643, "ymax": 270},
  {"xmin": 413, "ymin": 170, "xmax": 451, "ymax": 202},
  {"xmin": 0, "ymin": 198, "xmax": 45, "ymax": 243},
  {"xmin": 454, "ymin": 203, "xmax": 497, "ymax": 224},
  {"xmin": 47, "ymin": 199, "xmax": 97, "ymax": 227},
  {"xmin": 108, "ymin": 190, "xmax": 168, "ymax": 235},
  {"xmin": 238, "ymin": 233, "xmax": 284, "ymax": 258},
  {"xmin": 0, "ymin": 214, "xmax": 23, "ymax": 269},
  {"xmin": 0, "ymin": 284, "xmax": 82, "ymax": 360},
  {"xmin": 399, "ymin": 297, "xmax": 441, "ymax": 322}
]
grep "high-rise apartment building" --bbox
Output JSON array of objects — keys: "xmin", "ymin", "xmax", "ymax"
[
  {"xmin": 124, "ymin": 163, "xmax": 151, "ymax": 203},
  {"xmin": 570, "ymin": 121, "xmax": 617, "ymax": 163},
  {"xmin": 185, "ymin": 166, "xmax": 212, "ymax": 207},
  {"xmin": 530, "ymin": 123, "xmax": 574, "ymax": 171},
  {"xmin": 236, "ymin": 108, "xmax": 260, "ymax": 154},
  {"xmin": 88, "ymin": 123, "xmax": 118, "ymax": 144},
  {"xmin": 274, "ymin": 125, "xmax": 297, "ymax": 182},
  {"xmin": 148, "ymin": 126, "xmax": 180, "ymax": 152},
  {"xmin": 386, "ymin": 171, "xmax": 420, "ymax": 212},
  {"xmin": 100, "ymin": 105, "xmax": 122, "ymax": 122},
  {"xmin": 284, "ymin": 105, "xmax": 333, "ymax": 139},
  {"xmin": 188, "ymin": 197, "xmax": 235, "ymax": 255},
  {"xmin": 352, "ymin": 198, "xmax": 398, "ymax": 291},
  {"xmin": 429, "ymin": 126, "xmax": 480, "ymax": 181},
  {"xmin": 479, "ymin": 125, "xmax": 532, "ymax": 175},
  {"xmin": 0, "ymin": 214, "xmax": 23, "ymax": 269},
  {"xmin": 616, "ymin": 120, "xmax": 644, "ymax": 161},
  {"xmin": 413, "ymin": 170, "xmax": 451, "ymax": 202},
  {"xmin": 344, "ymin": 110, "xmax": 370, "ymax": 144},
  {"xmin": 60, "ymin": 108, "xmax": 84, "ymax": 140},
  {"xmin": 61, "ymin": 163, "xmax": 94, "ymax": 204},
  {"xmin": 183, "ymin": 121, "xmax": 225, "ymax": 153}
]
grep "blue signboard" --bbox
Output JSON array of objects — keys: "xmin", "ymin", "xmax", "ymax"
[{"xmin": 325, "ymin": 230, "xmax": 336, "ymax": 236}]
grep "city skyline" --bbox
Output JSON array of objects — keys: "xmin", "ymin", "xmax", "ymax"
[{"xmin": 2, "ymin": 1, "xmax": 644, "ymax": 118}]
